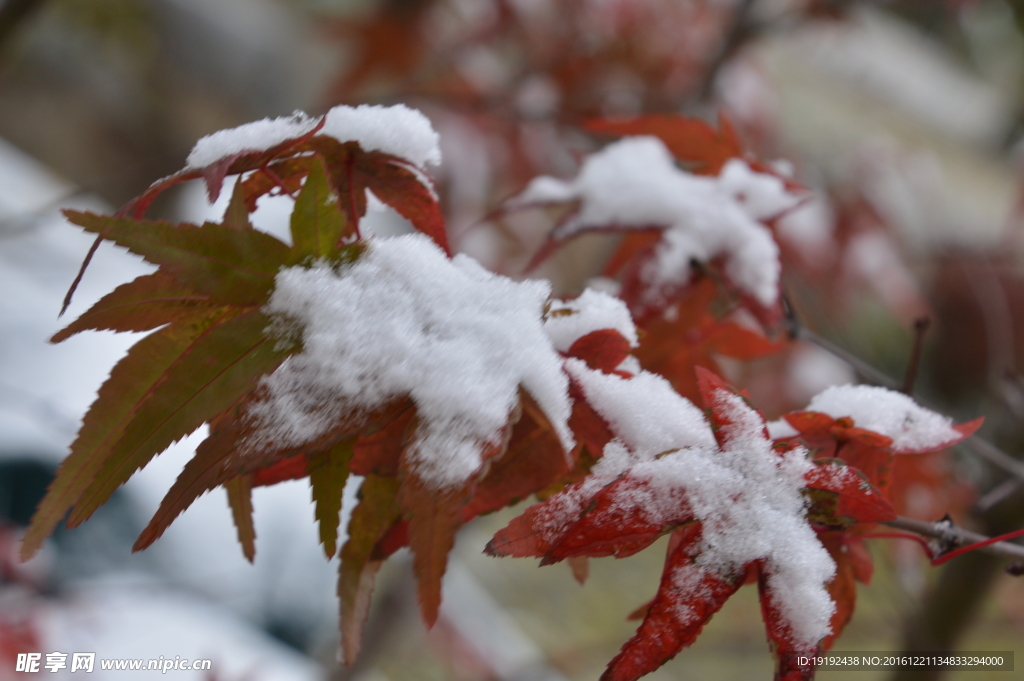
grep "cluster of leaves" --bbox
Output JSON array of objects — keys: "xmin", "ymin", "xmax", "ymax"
[{"xmin": 23, "ymin": 108, "xmax": 985, "ymax": 681}]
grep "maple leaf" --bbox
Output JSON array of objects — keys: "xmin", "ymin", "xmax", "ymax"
[
  {"xmin": 488, "ymin": 367, "xmax": 894, "ymax": 680},
  {"xmin": 634, "ymin": 277, "xmax": 783, "ymax": 402}
]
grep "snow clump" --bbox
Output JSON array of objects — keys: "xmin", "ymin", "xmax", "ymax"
[
  {"xmin": 543, "ymin": 288, "xmax": 638, "ymax": 352},
  {"xmin": 247, "ymin": 234, "xmax": 572, "ymax": 488},
  {"xmin": 186, "ymin": 104, "xmax": 441, "ymax": 171},
  {"xmin": 508, "ymin": 137, "xmax": 800, "ymax": 307},
  {"xmin": 803, "ymin": 384, "xmax": 962, "ymax": 452}
]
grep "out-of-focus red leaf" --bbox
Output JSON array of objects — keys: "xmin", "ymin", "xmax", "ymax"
[
  {"xmin": 568, "ymin": 329, "xmax": 632, "ymax": 373},
  {"xmin": 584, "ymin": 114, "xmax": 742, "ymax": 176}
]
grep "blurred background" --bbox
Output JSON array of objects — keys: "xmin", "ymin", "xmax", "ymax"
[{"xmin": 3, "ymin": 0, "xmax": 1024, "ymax": 679}]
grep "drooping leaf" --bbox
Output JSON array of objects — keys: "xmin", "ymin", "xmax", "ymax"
[
  {"xmin": 819, "ymin": 532, "xmax": 857, "ymax": 651},
  {"xmin": 339, "ymin": 475, "xmax": 402, "ymax": 666},
  {"xmin": 309, "ymin": 438, "xmax": 355, "ymax": 558},
  {"xmin": 602, "ymin": 539, "xmax": 743, "ymax": 681},
  {"xmin": 399, "ymin": 470, "xmax": 472, "ymax": 627},
  {"xmin": 63, "ymin": 210, "xmax": 295, "ymax": 306},
  {"xmin": 22, "ymin": 310, "xmax": 226, "ymax": 560},
  {"xmin": 67, "ymin": 309, "xmax": 294, "ymax": 529},
  {"xmin": 223, "ymin": 178, "xmax": 254, "ymax": 231},
  {"xmin": 225, "ymin": 474, "xmax": 256, "ymax": 562},
  {"xmin": 756, "ymin": 566, "xmax": 818, "ymax": 681},
  {"xmin": 356, "ymin": 153, "xmax": 448, "ymax": 254},
  {"xmin": 51, "ymin": 271, "xmax": 217, "ymax": 343},
  {"xmin": 290, "ymin": 155, "xmax": 353, "ymax": 260}
]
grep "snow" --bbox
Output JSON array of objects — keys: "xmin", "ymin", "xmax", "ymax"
[
  {"xmin": 626, "ymin": 389, "xmax": 835, "ymax": 647},
  {"xmin": 531, "ymin": 361, "xmax": 716, "ymax": 543},
  {"xmin": 249, "ymin": 234, "xmax": 573, "ymax": 488},
  {"xmin": 803, "ymin": 384, "xmax": 962, "ymax": 452},
  {"xmin": 508, "ymin": 137, "xmax": 799, "ymax": 307},
  {"xmin": 527, "ymin": 361, "xmax": 835, "ymax": 647},
  {"xmin": 320, "ymin": 104, "xmax": 442, "ymax": 168},
  {"xmin": 544, "ymin": 288, "xmax": 638, "ymax": 353},
  {"xmin": 186, "ymin": 104, "xmax": 441, "ymax": 171}
]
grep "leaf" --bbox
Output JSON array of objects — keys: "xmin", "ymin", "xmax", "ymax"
[
  {"xmin": 223, "ymin": 178, "xmax": 254, "ymax": 231},
  {"xmin": 567, "ymin": 329, "xmax": 632, "ymax": 373},
  {"xmin": 51, "ymin": 271, "xmax": 217, "ymax": 343},
  {"xmin": 252, "ymin": 453, "xmax": 308, "ymax": 487},
  {"xmin": 357, "ymin": 153, "xmax": 449, "ymax": 255},
  {"xmin": 399, "ymin": 469, "xmax": 472, "ymax": 627},
  {"xmin": 309, "ymin": 438, "xmax": 355, "ymax": 558},
  {"xmin": 339, "ymin": 475, "xmax": 402, "ymax": 666},
  {"xmin": 602, "ymin": 540, "xmax": 743, "ymax": 681},
  {"xmin": 756, "ymin": 566, "xmax": 818, "ymax": 681},
  {"xmin": 349, "ymin": 403, "xmax": 416, "ymax": 477},
  {"xmin": 584, "ymin": 114, "xmax": 743, "ymax": 176},
  {"xmin": 67, "ymin": 309, "xmax": 293, "ymax": 530},
  {"xmin": 462, "ymin": 393, "xmax": 571, "ymax": 520},
  {"xmin": 290, "ymin": 155, "xmax": 352, "ymax": 260},
  {"xmin": 544, "ymin": 477, "xmax": 691, "ymax": 564},
  {"xmin": 802, "ymin": 461, "xmax": 896, "ymax": 526},
  {"xmin": 64, "ymin": 210, "xmax": 295, "ymax": 306},
  {"xmin": 225, "ymin": 474, "xmax": 256, "ymax": 562},
  {"xmin": 22, "ymin": 310, "xmax": 225, "ymax": 560},
  {"xmin": 695, "ymin": 366, "xmax": 768, "ymax": 446},
  {"xmin": 818, "ymin": 532, "xmax": 857, "ymax": 651},
  {"xmin": 300, "ymin": 138, "xmax": 449, "ymax": 254}
]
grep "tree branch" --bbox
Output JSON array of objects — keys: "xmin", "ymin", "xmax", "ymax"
[{"xmin": 883, "ymin": 516, "xmax": 1024, "ymax": 564}]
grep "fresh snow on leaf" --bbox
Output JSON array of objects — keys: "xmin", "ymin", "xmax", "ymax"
[
  {"xmin": 186, "ymin": 104, "xmax": 441, "ymax": 171},
  {"xmin": 804, "ymin": 384, "xmax": 961, "ymax": 452},
  {"xmin": 186, "ymin": 111, "xmax": 320, "ymax": 170},
  {"xmin": 321, "ymin": 104, "xmax": 442, "ymax": 168},
  {"xmin": 248, "ymin": 234, "xmax": 572, "ymax": 488},
  {"xmin": 544, "ymin": 288, "xmax": 638, "ymax": 353},
  {"xmin": 537, "ymin": 364, "xmax": 835, "ymax": 647},
  {"xmin": 510, "ymin": 137, "xmax": 799, "ymax": 306},
  {"xmin": 626, "ymin": 389, "xmax": 835, "ymax": 648},
  {"xmin": 530, "ymin": 361, "xmax": 715, "ymax": 543},
  {"xmin": 766, "ymin": 418, "xmax": 799, "ymax": 440}
]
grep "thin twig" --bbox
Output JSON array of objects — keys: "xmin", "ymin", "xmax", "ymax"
[
  {"xmin": 796, "ymin": 326, "xmax": 899, "ymax": 389},
  {"xmin": 883, "ymin": 516, "xmax": 1024, "ymax": 563},
  {"xmin": 901, "ymin": 316, "xmax": 930, "ymax": 395}
]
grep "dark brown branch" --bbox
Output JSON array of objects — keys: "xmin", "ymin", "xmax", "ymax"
[{"xmin": 901, "ymin": 316, "xmax": 930, "ymax": 395}]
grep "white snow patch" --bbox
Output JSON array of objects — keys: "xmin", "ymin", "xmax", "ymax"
[
  {"xmin": 508, "ymin": 137, "xmax": 799, "ymax": 307},
  {"xmin": 186, "ymin": 104, "xmax": 441, "ymax": 171},
  {"xmin": 565, "ymin": 360, "xmax": 715, "ymax": 454},
  {"xmin": 321, "ymin": 104, "xmax": 442, "ymax": 168},
  {"xmin": 249, "ymin": 234, "xmax": 572, "ymax": 488},
  {"xmin": 186, "ymin": 111, "xmax": 319, "ymax": 170},
  {"xmin": 803, "ymin": 384, "xmax": 961, "ymax": 452},
  {"xmin": 624, "ymin": 389, "xmax": 835, "ymax": 647},
  {"xmin": 544, "ymin": 288, "xmax": 638, "ymax": 353},
  {"xmin": 531, "ymin": 361, "xmax": 716, "ymax": 543}
]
